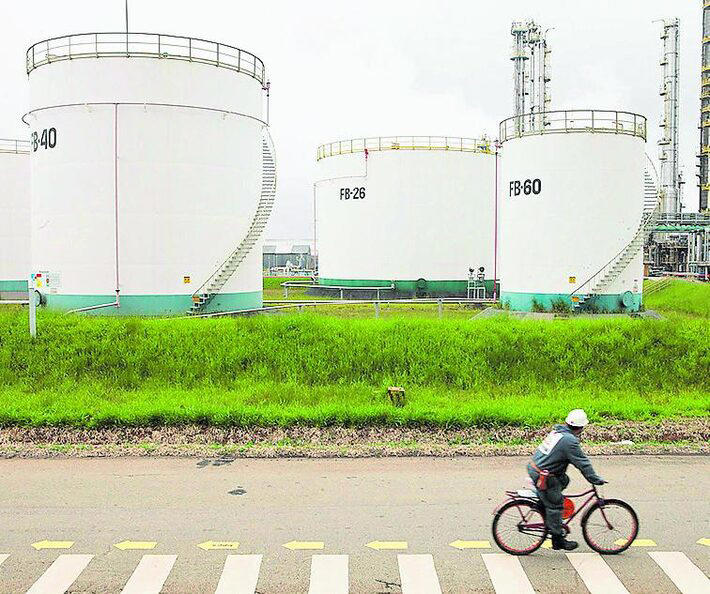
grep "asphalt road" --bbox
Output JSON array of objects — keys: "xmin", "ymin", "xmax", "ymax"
[{"xmin": 0, "ymin": 455, "xmax": 707, "ymax": 593}]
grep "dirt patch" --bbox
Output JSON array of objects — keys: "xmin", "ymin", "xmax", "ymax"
[{"xmin": 0, "ymin": 418, "xmax": 707, "ymax": 458}]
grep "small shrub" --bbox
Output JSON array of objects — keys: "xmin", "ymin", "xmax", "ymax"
[
  {"xmin": 531, "ymin": 298, "xmax": 546, "ymax": 313},
  {"xmin": 550, "ymin": 298, "xmax": 572, "ymax": 314}
]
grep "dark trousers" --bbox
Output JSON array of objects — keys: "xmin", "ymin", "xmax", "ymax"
[{"xmin": 528, "ymin": 467, "xmax": 570, "ymax": 537}]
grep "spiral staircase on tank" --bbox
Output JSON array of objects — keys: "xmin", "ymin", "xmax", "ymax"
[
  {"xmin": 187, "ymin": 128, "xmax": 276, "ymax": 315},
  {"xmin": 569, "ymin": 162, "xmax": 661, "ymax": 312}
]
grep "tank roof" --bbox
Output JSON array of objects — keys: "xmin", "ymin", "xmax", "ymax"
[
  {"xmin": 26, "ymin": 32, "xmax": 265, "ymax": 84},
  {"xmin": 317, "ymin": 136, "xmax": 493, "ymax": 161},
  {"xmin": 499, "ymin": 109, "xmax": 647, "ymax": 143}
]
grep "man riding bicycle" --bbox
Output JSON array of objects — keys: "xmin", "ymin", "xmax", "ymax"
[{"xmin": 527, "ymin": 409, "xmax": 606, "ymax": 551}]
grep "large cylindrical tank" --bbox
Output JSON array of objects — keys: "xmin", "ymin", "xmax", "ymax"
[
  {"xmin": 498, "ymin": 110, "xmax": 647, "ymax": 312},
  {"xmin": 315, "ymin": 136, "xmax": 497, "ymax": 297},
  {"xmin": 0, "ymin": 139, "xmax": 30, "ymax": 300},
  {"xmin": 26, "ymin": 33, "xmax": 273, "ymax": 315}
]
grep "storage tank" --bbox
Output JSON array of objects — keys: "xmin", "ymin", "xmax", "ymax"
[
  {"xmin": 498, "ymin": 110, "xmax": 647, "ymax": 312},
  {"xmin": 25, "ymin": 33, "xmax": 275, "ymax": 315},
  {"xmin": 314, "ymin": 136, "xmax": 497, "ymax": 297},
  {"xmin": 0, "ymin": 139, "xmax": 30, "ymax": 301}
]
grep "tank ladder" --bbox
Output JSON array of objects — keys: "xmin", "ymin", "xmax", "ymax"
[
  {"xmin": 187, "ymin": 127, "xmax": 276, "ymax": 315},
  {"xmin": 570, "ymin": 168, "xmax": 660, "ymax": 311}
]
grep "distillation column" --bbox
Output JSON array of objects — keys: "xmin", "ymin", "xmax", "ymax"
[
  {"xmin": 700, "ymin": 1, "xmax": 710, "ymax": 211},
  {"xmin": 659, "ymin": 18, "xmax": 680, "ymax": 214}
]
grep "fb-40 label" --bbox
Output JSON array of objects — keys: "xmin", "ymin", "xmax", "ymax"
[
  {"xmin": 340, "ymin": 187, "xmax": 366, "ymax": 200},
  {"xmin": 32, "ymin": 128, "xmax": 57, "ymax": 151},
  {"xmin": 509, "ymin": 179, "xmax": 541, "ymax": 197}
]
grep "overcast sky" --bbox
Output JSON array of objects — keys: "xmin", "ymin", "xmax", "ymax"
[{"xmin": 0, "ymin": 1, "xmax": 703, "ymax": 238}]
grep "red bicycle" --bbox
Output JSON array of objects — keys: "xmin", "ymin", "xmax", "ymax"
[{"xmin": 492, "ymin": 484, "xmax": 638, "ymax": 555}]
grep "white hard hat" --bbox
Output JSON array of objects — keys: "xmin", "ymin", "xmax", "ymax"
[{"xmin": 566, "ymin": 409, "xmax": 589, "ymax": 427}]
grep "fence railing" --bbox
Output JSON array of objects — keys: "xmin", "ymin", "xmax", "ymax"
[
  {"xmin": 317, "ymin": 136, "xmax": 493, "ymax": 161},
  {"xmin": 26, "ymin": 32, "xmax": 266, "ymax": 84},
  {"xmin": 499, "ymin": 110, "xmax": 647, "ymax": 143},
  {"xmin": 0, "ymin": 139, "xmax": 30, "ymax": 154}
]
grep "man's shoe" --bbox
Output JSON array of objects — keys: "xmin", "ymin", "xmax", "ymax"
[{"xmin": 551, "ymin": 536, "xmax": 578, "ymax": 551}]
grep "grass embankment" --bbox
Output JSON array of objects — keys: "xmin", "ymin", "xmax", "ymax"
[
  {"xmin": 0, "ymin": 309, "xmax": 707, "ymax": 428},
  {"xmin": 644, "ymin": 278, "xmax": 710, "ymax": 318}
]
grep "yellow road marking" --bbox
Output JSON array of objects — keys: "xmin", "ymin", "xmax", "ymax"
[
  {"xmin": 541, "ymin": 540, "xmax": 552, "ymax": 549},
  {"xmin": 31, "ymin": 540, "xmax": 74, "ymax": 550},
  {"xmin": 449, "ymin": 540, "xmax": 491, "ymax": 549},
  {"xmin": 697, "ymin": 538, "xmax": 710, "ymax": 547},
  {"xmin": 114, "ymin": 541, "xmax": 158, "ymax": 551},
  {"xmin": 366, "ymin": 541, "xmax": 408, "ymax": 550},
  {"xmin": 282, "ymin": 541, "xmax": 324, "ymax": 551},
  {"xmin": 614, "ymin": 538, "xmax": 656, "ymax": 547},
  {"xmin": 197, "ymin": 541, "xmax": 240, "ymax": 551}
]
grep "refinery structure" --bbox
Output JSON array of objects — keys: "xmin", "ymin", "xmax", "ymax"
[{"xmin": 1, "ymin": 7, "xmax": 709, "ymax": 317}]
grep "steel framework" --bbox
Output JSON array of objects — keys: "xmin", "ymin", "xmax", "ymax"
[
  {"xmin": 511, "ymin": 21, "xmax": 551, "ymax": 133},
  {"xmin": 700, "ymin": 1, "xmax": 710, "ymax": 211}
]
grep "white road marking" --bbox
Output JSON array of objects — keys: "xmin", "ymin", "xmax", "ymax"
[
  {"xmin": 481, "ymin": 553, "xmax": 535, "ymax": 594},
  {"xmin": 398, "ymin": 554, "xmax": 442, "ymax": 594},
  {"xmin": 308, "ymin": 554, "xmax": 348, "ymax": 594},
  {"xmin": 566, "ymin": 553, "xmax": 630, "ymax": 594},
  {"xmin": 214, "ymin": 555, "xmax": 262, "ymax": 594},
  {"xmin": 0, "ymin": 554, "xmax": 8, "ymax": 566},
  {"xmin": 25, "ymin": 554, "xmax": 93, "ymax": 594},
  {"xmin": 120, "ymin": 554, "xmax": 177, "ymax": 594},
  {"xmin": 649, "ymin": 551, "xmax": 710, "ymax": 594}
]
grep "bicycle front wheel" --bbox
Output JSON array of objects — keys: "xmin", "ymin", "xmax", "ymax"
[
  {"xmin": 492, "ymin": 499, "xmax": 547, "ymax": 555},
  {"xmin": 582, "ymin": 498, "xmax": 639, "ymax": 554}
]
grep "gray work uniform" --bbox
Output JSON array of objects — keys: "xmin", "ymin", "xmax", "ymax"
[{"xmin": 527, "ymin": 424, "xmax": 604, "ymax": 537}]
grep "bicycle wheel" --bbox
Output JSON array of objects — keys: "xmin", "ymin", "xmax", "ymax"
[
  {"xmin": 492, "ymin": 499, "xmax": 547, "ymax": 555},
  {"xmin": 582, "ymin": 498, "xmax": 639, "ymax": 554}
]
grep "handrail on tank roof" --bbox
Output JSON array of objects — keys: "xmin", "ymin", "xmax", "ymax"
[
  {"xmin": 26, "ymin": 32, "xmax": 266, "ymax": 84},
  {"xmin": 499, "ymin": 110, "xmax": 647, "ymax": 143},
  {"xmin": 316, "ymin": 136, "xmax": 494, "ymax": 161},
  {"xmin": 0, "ymin": 138, "xmax": 30, "ymax": 154}
]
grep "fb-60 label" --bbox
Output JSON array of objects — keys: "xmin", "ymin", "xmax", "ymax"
[
  {"xmin": 509, "ymin": 178, "xmax": 541, "ymax": 197},
  {"xmin": 340, "ymin": 187, "xmax": 366, "ymax": 200},
  {"xmin": 32, "ymin": 128, "xmax": 57, "ymax": 151}
]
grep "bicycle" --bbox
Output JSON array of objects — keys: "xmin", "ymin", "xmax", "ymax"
[{"xmin": 491, "ymin": 483, "xmax": 638, "ymax": 555}]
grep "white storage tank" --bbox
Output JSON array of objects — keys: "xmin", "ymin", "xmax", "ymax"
[
  {"xmin": 0, "ymin": 139, "xmax": 30, "ymax": 300},
  {"xmin": 25, "ymin": 33, "xmax": 275, "ymax": 315},
  {"xmin": 315, "ymin": 136, "xmax": 497, "ymax": 297},
  {"xmin": 498, "ymin": 110, "xmax": 647, "ymax": 312}
]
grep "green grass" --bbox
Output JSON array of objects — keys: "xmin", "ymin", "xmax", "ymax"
[
  {"xmin": 643, "ymin": 279, "xmax": 710, "ymax": 318},
  {"xmin": 0, "ymin": 308, "xmax": 707, "ymax": 427}
]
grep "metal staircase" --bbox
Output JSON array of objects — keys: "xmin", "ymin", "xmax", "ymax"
[
  {"xmin": 188, "ymin": 128, "xmax": 276, "ymax": 315},
  {"xmin": 570, "ymin": 168, "xmax": 661, "ymax": 311}
]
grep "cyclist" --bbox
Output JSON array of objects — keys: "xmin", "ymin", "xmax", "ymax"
[{"xmin": 527, "ymin": 409, "xmax": 606, "ymax": 551}]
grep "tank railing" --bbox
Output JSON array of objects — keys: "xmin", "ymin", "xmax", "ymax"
[
  {"xmin": 26, "ymin": 33, "xmax": 266, "ymax": 84},
  {"xmin": 0, "ymin": 139, "xmax": 30, "ymax": 154},
  {"xmin": 317, "ymin": 136, "xmax": 493, "ymax": 161},
  {"xmin": 499, "ymin": 110, "xmax": 647, "ymax": 142}
]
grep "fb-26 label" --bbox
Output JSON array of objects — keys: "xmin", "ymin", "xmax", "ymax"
[
  {"xmin": 509, "ymin": 178, "xmax": 541, "ymax": 197},
  {"xmin": 32, "ymin": 128, "xmax": 57, "ymax": 151},
  {"xmin": 340, "ymin": 187, "xmax": 366, "ymax": 200}
]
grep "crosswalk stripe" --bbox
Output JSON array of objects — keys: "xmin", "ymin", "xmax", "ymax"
[
  {"xmin": 120, "ymin": 554, "xmax": 177, "ymax": 594},
  {"xmin": 214, "ymin": 555, "xmax": 262, "ymax": 594},
  {"xmin": 25, "ymin": 554, "xmax": 93, "ymax": 594},
  {"xmin": 481, "ymin": 554, "xmax": 535, "ymax": 594},
  {"xmin": 566, "ymin": 553, "xmax": 630, "ymax": 594},
  {"xmin": 308, "ymin": 554, "xmax": 348, "ymax": 594},
  {"xmin": 649, "ymin": 551, "xmax": 710, "ymax": 593},
  {"xmin": 0, "ymin": 554, "xmax": 8, "ymax": 566},
  {"xmin": 398, "ymin": 554, "xmax": 442, "ymax": 594}
]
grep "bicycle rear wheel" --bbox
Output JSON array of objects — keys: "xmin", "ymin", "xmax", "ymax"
[
  {"xmin": 492, "ymin": 499, "xmax": 547, "ymax": 555},
  {"xmin": 582, "ymin": 498, "xmax": 639, "ymax": 554}
]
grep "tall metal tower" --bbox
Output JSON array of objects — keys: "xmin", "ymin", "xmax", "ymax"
[
  {"xmin": 511, "ymin": 21, "xmax": 551, "ymax": 133},
  {"xmin": 658, "ymin": 18, "xmax": 681, "ymax": 214},
  {"xmin": 701, "ymin": 1, "xmax": 710, "ymax": 211}
]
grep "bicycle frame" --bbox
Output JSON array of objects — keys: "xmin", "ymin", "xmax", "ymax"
[{"xmin": 503, "ymin": 485, "xmax": 612, "ymax": 534}]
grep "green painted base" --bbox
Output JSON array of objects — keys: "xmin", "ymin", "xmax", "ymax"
[
  {"xmin": 44, "ymin": 291, "xmax": 262, "ymax": 316},
  {"xmin": 318, "ymin": 277, "xmax": 496, "ymax": 297},
  {"xmin": 501, "ymin": 291, "xmax": 642, "ymax": 313},
  {"xmin": 0, "ymin": 280, "xmax": 28, "ymax": 292}
]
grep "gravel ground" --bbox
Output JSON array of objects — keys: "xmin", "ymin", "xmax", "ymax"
[{"xmin": 0, "ymin": 418, "xmax": 706, "ymax": 458}]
